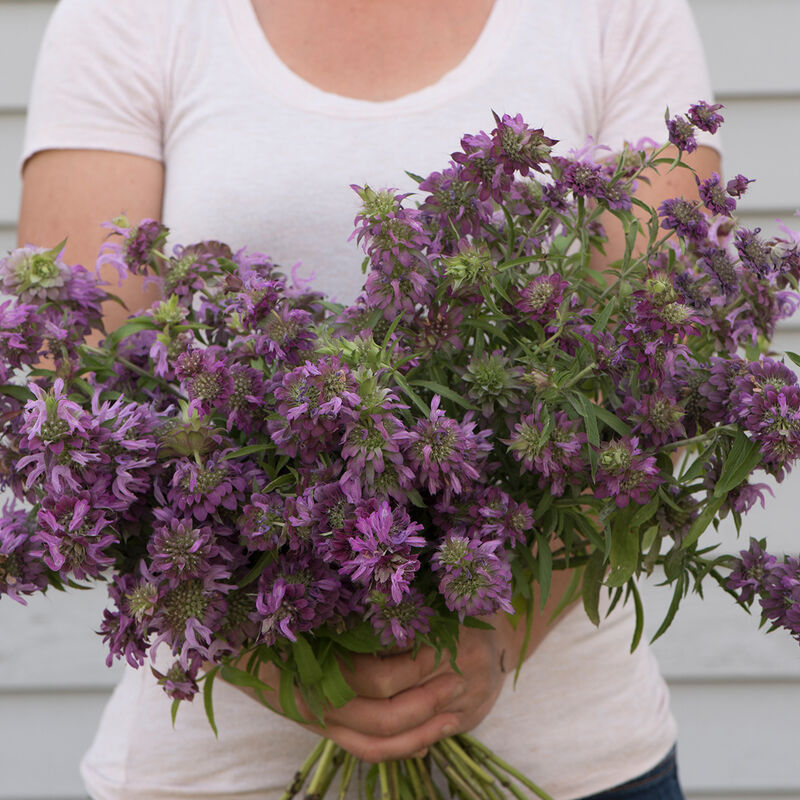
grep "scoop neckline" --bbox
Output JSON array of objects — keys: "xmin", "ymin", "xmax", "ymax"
[{"xmin": 223, "ymin": 0, "xmax": 521, "ymax": 119}]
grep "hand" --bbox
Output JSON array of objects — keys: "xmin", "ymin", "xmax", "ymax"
[{"xmin": 233, "ymin": 612, "xmax": 519, "ymax": 763}]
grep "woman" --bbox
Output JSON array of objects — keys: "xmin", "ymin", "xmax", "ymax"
[{"xmin": 18, "ymin": 0, "xmax": 720, "ymax": 797}]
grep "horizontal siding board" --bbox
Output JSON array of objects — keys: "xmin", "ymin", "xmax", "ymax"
[
  {"xmin": 690, "ymin": 0, "xmax": 800, "ymax": 96},
  {"xmin": 0, "ymin": 3, "xmax": 55, "ymax": 111},
  {"xmin": 0, "ymin": 690, "xmax": 107, "ymax": 799},
  {"xmin": 669, "ymin": 681, "xmax": 800, "ymax": 793},
  {"xmin": 0, "ymin": 113, "xmax": 24, "ymax": 224}
]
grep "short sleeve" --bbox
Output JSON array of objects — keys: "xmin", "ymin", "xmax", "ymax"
[
  {"xmin": 596, "ymin": 0, "xmax": 720, "ymax": 153},
  {"xmin": 21, "ymin": 0, "xmax": 167, "ymax": 171}
]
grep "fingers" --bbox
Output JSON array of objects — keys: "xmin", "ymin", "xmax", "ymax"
[
  {"xmin": 325, "ymin": 711, "xmax": 459, "ymax": 764},
  {"xmin": 341, "ymin": 646, "xmax": 447, "ymax": 698},
  {"xmin": 325, "ymin": 672, "xmax": 466, "ymax": 737}
]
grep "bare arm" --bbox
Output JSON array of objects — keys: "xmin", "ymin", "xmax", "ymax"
[{"xmin": 18, "ymin": 149, "xmax": 165, "ymax": 331}]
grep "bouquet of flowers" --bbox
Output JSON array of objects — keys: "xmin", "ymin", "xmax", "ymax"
[{"xmin": 1, "ymin": 102, "xmax": 799, "ymax": 799}]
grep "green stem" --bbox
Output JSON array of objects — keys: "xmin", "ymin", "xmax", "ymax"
[
  {"xmin": 279, "ymin": 738, "xmax": 327, "ymax": 800},
  {"xmin": 459, "ymin": 735, "xmax": 555, "ymax": 800},
  {"xmin": 557, "ymin": 363, "xmax": 597, "ymax": 391},
  {"xmin": 429, "ymin": 746, "xmax": 483, "ymax": 800},
  {"xmin": 463, "ymin": 745, "xmax": 528, "ymax": 800},
  {"xmin": 415, "ymin": 757, "xmax": 442, "ymax": 800},
  {"xmin": 313, "ymin": 746, "xmax": 346, "ymax": 799},
  {"xmin": 338, "ymin": 754, "xmax": 356, "ymax": 800},
  {"xmin": 442, "ymin": 736, "xmax": 495, "ymax": 786},
  {"xmin": 304, "ymin": 739, "xmax": 337, "ymax": 800},
  {"xmin": 404, "ymin": 757, "xmax": 425, "ymax": 799},
  {"xmin": 378, "ymin": 762, "xmax": 392, "ymax": 800}
]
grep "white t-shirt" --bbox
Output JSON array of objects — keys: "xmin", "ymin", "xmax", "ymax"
[{"xmin": 23, "ymin": 1, "xmax": 718, "ymax": 798}]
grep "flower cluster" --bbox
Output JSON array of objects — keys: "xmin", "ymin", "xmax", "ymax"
[{"xmin": 0, "ymin": 102, "xmax": 798, "ymax": 727}]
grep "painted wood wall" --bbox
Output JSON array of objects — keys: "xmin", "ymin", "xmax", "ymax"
[{"xmin": 0, "ymin": 1, "xmax": 799, "ymax": 798}]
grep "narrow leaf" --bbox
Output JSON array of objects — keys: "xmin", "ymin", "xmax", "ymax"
[
  {"xmin": 681, "ymin": 495, "xmax": 724, "ymax": 550},
  {"xmin": 219, "ymin": 664, "xmax": 273, "ymax": 694},
  {"xmin": 292, "ymin": 635, "xmax": 323, "ymax": 685},
  {"xmin": 222, "ymin": 444, "xmax": 271, "ymax": 460},
  {"xmin": 203, "ymin": 667, "xmax": 219, "ymax": 737},
  {"xmin": 319, "ymin": 653, "xmax": 356, "ymax": 708},
  {"xmin": 628, "ymin": 579, "xmax": 645, "ymax": 652},
  {"xmin": 582, "ymin": 549, "xmax": 606, "ymax": 626},
  {"xmin": 536, "ymin": 532, "xmax": 553, "ymax": 610},
  {"xmin": 409, "ymin": 380, "xmax": 474, "ymax": 410},
  {"xmin": 278, "ymin": 668, "xmax": 310, "ymax": 724}
]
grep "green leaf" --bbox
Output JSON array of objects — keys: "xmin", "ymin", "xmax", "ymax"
[
  {"xmin": 292, "ymin": 635, "xmax": 323, "ymax": 685},
  {"xmin": 219, "ymin": 664, "xmax": 274, "ymax": 694},
  {"xmin": 713, "ymin": 432, "xmax": 763, "ymax": 497},
  {"xmin": 278, "ymin": 668, "xmax": 310, "ymax": 724},
  {"xmin": 786, "ymin": 351, "xmax": 800, "ymax": 370},
  {"xmin": 567, "ymin": 393, "xmax": 599, "ymax": 448},
  {"xmin": 409, "ymin": 380, "xmax": 474, "ymax": 410},
  {"xmin": 326, "ymin": 622, "xmax": 381, "ymax": 654},
  {"xmin": 203, "ymin": 667, "xmax": 219, "ymax": 737},
  {"xmin": 628, "ymin": 579, "xmax": 645, "ymax": 652},
  {"xmin": 650, "ymin": 574, "xmax": 685, "ymax": 644},
  {"xmin": 591, "ymin": 298, "xmax": 616, "ymax": 334},
  {"xmin": 681, "ymin": 494, "xmax": 725, "ymax": 550},
  {"xmin": 606, "ymin": 512, "xmax": 638, "ymax": 588},
  {"xmin": 238, "ymin": 550, "xmax": 274, "ymax": 589},
  {"xmin": 592, "ymin": 405, "xmax": 631, "ymax": 437},
  {"xmin": 319, "ymin": 653, "xmax": 356, "ymax": 708},
  {"xmin": 462, "ymin": 616, "xmax": 495, "ymax": 630},
  {"xmin": 392, "ymin": 371, "xmax": 430, "ymax": 416},
  {"xmin": 582, "ymin": 549, "xmax": 606, "ymax": 626},
  {"xmin": 631, "ymin": 495, "xmax": 660, "ymax": 528},
  {"xmin": 105, "ymin": 317, "xmax": 159, "ymax": 350},
  {"xmin": 641, "ymin": 524, "xmax": 659, "ymax": 554},
  {"xmin": 170, "ymin": 697, "xmax": 181, "ymax": 728},
  {"xmin": 0, "ymin": 384, "xmax": 33, "ymax": 403},
  {"xmin": 222, "ymin": 444, "xmax": 271, "ymax": 460}
]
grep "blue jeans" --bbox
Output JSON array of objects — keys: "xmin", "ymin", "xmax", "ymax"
[{"xmin": 578, "ymin": 748, "xmax": 685, "ymax": 800}]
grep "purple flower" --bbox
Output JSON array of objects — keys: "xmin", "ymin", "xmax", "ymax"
[
  {"xmin": 366, "ymin": 587, "xmax": 433, "ymax": 648},
  {"xmin": 516, "ymin": 274, "xmax": 569, "ymax": 325},
  {"xmin": 432, "ymin": 535, "xmax": 513, "ymax": 620},
  {"xmin": 726, "ymin": 174, "xmax": 754, "ymax": 198},
  {"xmin": 255, "ymin": 552, "xmax": 340, "ymax": 644},
  {"xmin": 659, "ymin": 198, "xmax": 709, "ymax": 242},
  {"xmin": 151, "ymin": 658, "xmax": 201, "ymax": 701},
  {"xmin": 166, "ymin": 450, "xmax": 249, "ymax": 522},
  {"xmin": 150, "ymin": 572, "xmax": 231, "ymax": 668},
  {"xmin": 623, "ymin": 391, "xmax": 686, "ymax": 447},
  {"xmin": 99, "ymin": 217, "xmax": 168, "ymax": 279},
  {"xmin": 666, "ymin": 115, "xmax": 698, "ymax": 153},
  {"xmin": 399, "ymin": 396, "xmax": 492, "ymax": 501},
  {"xmin": 0, "ymin": 300, "xmax": 44, "ymax": 380},
  {"xmin": 697, "ymin": 246, "xmax": 740, "ymax": 296},
  {"xmin": 34, "ymin": 493, "xmax": 117, "ymax": 580},
  {"xmin": 504, "ymin": 404, "xmax": 587, "ymax": 496},
  {"xmin": 0, "ymin": 243, "xmax": 71, "ymax": 302},
  {"xmin": 98, "ymin": 572, "xmax": 151, "ymax": 668},
  {"xmin": 489, "ymin": 112, "xmax": 557, "ymax": 177},
  {"xmin": 148, "ymin": 514, "xmax": 222, "ymax": 579},
  {"xmin": 238, "ymin": 492, "xmax": 286, "ymax": 551},
  {"xmin": 21, "ymin": 378, "xmax": 85, "ymax": 443},
  {"xmin": 0, "ymin": 505, "xmax": 47, "ymax": 603},
  {"xmin": 696, "ymin": 173, "xmax": 736, "ymax": 217},
  {"xmin": 594, "ymin": 437, "xmax": 661, "ymax": 507},
  {"xmin": 341, "ymin": 501, "xmax": 425, "ymax": 602},
  {"xmin": 735, "ymin": 228, "xmax": 774, "ymax": 277},
  {"xmin": 468, "ymin": 487, "xmax": 534, "ymax": 546},
  {"xmin": 176, "ymin": 348, "xmax": 234, "ymax": 415},
  {"xmin": 687, "ymin": 101, "xmax": 725, "ymax": 134},
  {"xmin": 727, "ymin": 539, "xmax": 777, "ymax": 604}
]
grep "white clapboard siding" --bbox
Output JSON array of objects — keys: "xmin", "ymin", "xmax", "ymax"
[{"xmin": 1, "ymin": 1, "xmax": 800, "ymax": 800}]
